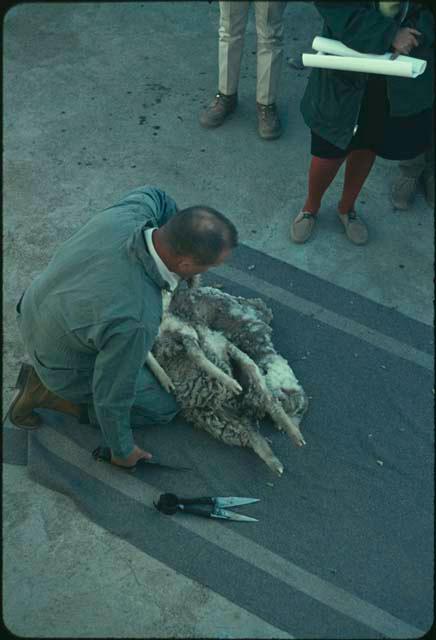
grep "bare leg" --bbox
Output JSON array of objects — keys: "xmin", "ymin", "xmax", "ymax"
[
  {"xmin": 227, "ymin": 342, "xmax": 270, "ymax": 396},
  {"xmin": 228, "ymin": 343, "xmax": 305, "ymax": 447}
]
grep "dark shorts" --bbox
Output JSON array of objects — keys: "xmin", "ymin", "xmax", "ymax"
[{"xmin": 311, "ymin": 74, "xmax": 433, "ymax": 161}]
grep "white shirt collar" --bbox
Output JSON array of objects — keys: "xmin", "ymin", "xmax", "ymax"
[{"xmin": 144, "ymin": 227, "xmax": 180, "ymax": 292}]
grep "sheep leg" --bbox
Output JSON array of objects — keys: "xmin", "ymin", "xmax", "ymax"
[
  {"xmin": 146, "ymin": 352, "xmax": 175, "ymax": 394},
  {"xmin": 248, "ymin": 431, "xmax": 284, "ymax": 477},
  {"xmin": 226, "ymin": 343, "xmax": 270, "ymax": 396},
  {"xmin": 227, "ymin": 343, "xmax": 306, "ymax": 447},
  {"xmin": 268, "ymin": 402, "xmax": 306, "ymax": 448},
  {"xmin": 187, "ymin": 408, "xmax": 284, "ymax": 477},
  {"xmin": 181, "ymin": 336, "xmax": 242, "ymax": 395}
]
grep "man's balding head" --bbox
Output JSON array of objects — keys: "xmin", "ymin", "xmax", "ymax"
[{"xmin": 162, "ymin": 205, "xmax": 238, "ymax": 266}]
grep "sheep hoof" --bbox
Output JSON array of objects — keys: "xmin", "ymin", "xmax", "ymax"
[
  {"xmin": 265, "ymin": 457, "xmax": 284, "ymax": 477},
  {"xmin": 294, "ymin": 434, "xmax": 306, "ymax": 447},
  {"xmin": 274, "ymin": 462, "xmax": 284, "ymax": 477},
  {"xmin": 162, "ymin": 379, "xmax": 175, "ymax": 394},
  {"xmin": 227, "ymin": 379, "xmax": 242, "ymax": 395}
]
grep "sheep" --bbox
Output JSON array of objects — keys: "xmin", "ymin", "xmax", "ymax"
[{"xmin": 146, "ymin": 283, "xmax": 308, "ymax": 476}]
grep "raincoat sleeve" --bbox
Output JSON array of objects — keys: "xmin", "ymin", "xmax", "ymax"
[
  {"xmin": 111, "ymin": 185, "xmax": 178, "ymax": 227},
  {"xmin": 315, "ymin": 1, "xmax": 400, "ymax": 54},
  {"xmin": 408, "ymin": 6, "xmax": 434, "ymax": 49},
  {"xmin": 92, "ymin": 323, "xmax": 152, "ymax": 458}
]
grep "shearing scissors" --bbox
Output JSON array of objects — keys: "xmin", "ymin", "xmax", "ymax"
[{"xmin": 154, "ymin": 493, "xmax": 259, "ymax": 522}]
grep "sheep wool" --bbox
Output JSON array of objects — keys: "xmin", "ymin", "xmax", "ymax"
[{"xmin": 148, "ymin": 284, "xmax": 309, "ymax": 476}]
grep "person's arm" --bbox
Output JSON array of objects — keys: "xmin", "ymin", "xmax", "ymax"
[
  {"xmin": 92, "ymin": 323, "xmax": 152, "ymax": 461},
  {"xmin": 109, "ymin": 186, "xmax": 178, "ymax": 226},
  {"xmin": 409, "ymin": 7, "xmax": 434, "ymax": 49},
  {"xmin": 315, "ymin": 1, "xmax": 400, "ymax": 54}
]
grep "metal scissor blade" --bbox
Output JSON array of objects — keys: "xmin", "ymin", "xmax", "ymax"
[
  {"xmin": 214, "ymin": 497, "xmax": 260, "ymax": 508},
  {"xmin": 211, "ymin": 508, "xmax": 258, "ymax": 522}
]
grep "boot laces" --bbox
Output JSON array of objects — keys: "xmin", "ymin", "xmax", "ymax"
[{"xmin": 258, "ymin": 104, "xmax": 277, "ymax": 119}]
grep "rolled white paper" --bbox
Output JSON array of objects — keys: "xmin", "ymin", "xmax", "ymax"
[{"xmin": 302, "ymin": 36, "xmax": 426, "ymax": 78}]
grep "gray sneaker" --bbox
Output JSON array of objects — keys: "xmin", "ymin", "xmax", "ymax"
[
  {"xmin": 391, "ymin": 174, "xmax": 420, "ymax": 209},
  {"xmin": 199, "ymin": 92, "xmax": 238, "ymax": 128},
  {"xmin": 422, "ymin": 171, "xmax": 434, "ymax": 208},
  {"xmin": 256, "ymin": 103, "xmax": 282, "ymax": 140}
]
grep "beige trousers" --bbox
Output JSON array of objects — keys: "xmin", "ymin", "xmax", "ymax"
[{"xmin": 218, "ymin": 1, "xmax": 287, "ymax": 105}]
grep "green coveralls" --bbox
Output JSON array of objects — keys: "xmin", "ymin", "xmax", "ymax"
[{"xmin": 17, "ymin": 186, "xmax": 181, "ymax": 458}]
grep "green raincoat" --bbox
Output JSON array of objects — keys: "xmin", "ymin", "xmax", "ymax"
[{"xmin": 300, "ymin": 1, "xmax": 434, "ymax": 149}]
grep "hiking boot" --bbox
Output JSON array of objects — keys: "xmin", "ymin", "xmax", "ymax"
[
  {"xmin": 338, "ymin": 209, "xmax": 368, "ymax": 245},
  {"xmin": 390, "ymin": 174, "xmax": 420, "ymax": 210},
  {"xmin": 256, "ymin": 103, "xmax": 282, "ymax": 140},
  {"xmin": 422, "ymin": 171, "xmax": 434, "ymax": 208},
  {"xmin": 291, "ymin": 211, "xmax": 317, "ymax": 244},
  {"xmin": 199, "ymin": 92, "xmax": 237, "ymax": 128},
  {"xmin": 8, "ymin": 363, "xmax": 83, "ymax": 429}
]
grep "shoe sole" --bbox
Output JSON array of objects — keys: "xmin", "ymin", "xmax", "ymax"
[
  {"xmin": 7, "ymin": 363, "xmax": 41, "ymax": 429},
  {"xmin": 340, "ymin": 227, "xmax": 368, "ymax": 245},
  {"xmin": 390, "ymin": 197, "xmax": 412, "ymax": 210},
  {"xmin": 258, "ymin": 130, "xmax": 282, "ymax": 140},
  {"xmin": 199, "ymin": 119, "xmax": 227, "ymax": 129},
  {"xmin": 199, "ymin": 108, "xmax": 237, "ymax": 129},
  {"xmin": 290, "ymin": 230, "xmax": 313, "ymax": 243}
]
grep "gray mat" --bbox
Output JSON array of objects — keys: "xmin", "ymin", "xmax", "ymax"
[{"xmin": 3, "ymin": 244, "xmax": 433, "ymax": 639}]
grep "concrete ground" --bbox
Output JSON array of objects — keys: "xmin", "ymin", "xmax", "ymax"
[{"xmin": 3, "ymin": 2, "xmax": 433, "ymax": 637}]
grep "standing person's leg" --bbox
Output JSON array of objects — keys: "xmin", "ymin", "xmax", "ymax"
[
  {"xmin": 291, "ymin": 155, "xmax": 345, "ymax": 243},
  {"xmin": 200, "ymin": 1, "xmax": 250, "ymax": 128},
  {"xmin": 337, "ymin": 148, "xmax": 376, "ymax": 245},
  {"xmin": 390, "ymin": 153, "xmax": 427, "ymax": 209},
  {"xmin": 422, "ymin": 146, "xmax": 434, "ymax": 208},
  {"xmin": 254, "ymin": 0, "xmax": 287, "ymax": 139},
  {"xmin": 218, "ymin": 1, "xmax": 250, "ymax": 97}
]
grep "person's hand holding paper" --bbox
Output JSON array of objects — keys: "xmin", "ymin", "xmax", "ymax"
[{"xmin": 390, "ymin": 27, "xmax": 422, "ymax": 59}]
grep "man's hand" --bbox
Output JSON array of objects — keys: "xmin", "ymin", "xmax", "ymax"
[
  {"xmin": 390, "ymin": 27, "xmax": 422, "ymax": 58},
  {"xmin": 111, "ymin": 445, "xmax": 153, "ymax": 468}
]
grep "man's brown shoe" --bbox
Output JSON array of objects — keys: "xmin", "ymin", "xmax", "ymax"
[
  {"xmin": 338, "ymin": 209, "xmax": 368, "ymax": 245},
  {"xmin": 199, "ymin": 92, "xmax": 238, "ymax": 128},
  {"xmin": 9, "ymin": 363, "xmax": 83, "ymax": 429},
  {"xmin": 291, "ymin": 211, "xmax": 317, "ymax": 244},
  {"xmin": 256, "ymin": 103, "xmax": 282, "ymax": 140}
]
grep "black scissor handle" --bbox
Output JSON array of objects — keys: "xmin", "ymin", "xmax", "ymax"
[
  {"xmin": 154, "ymin": 493, "xmax": 214, "ymax": 516},
  {"xmin": 176, "ymin": 496, "xmax": 214, "ymax": 506}
]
